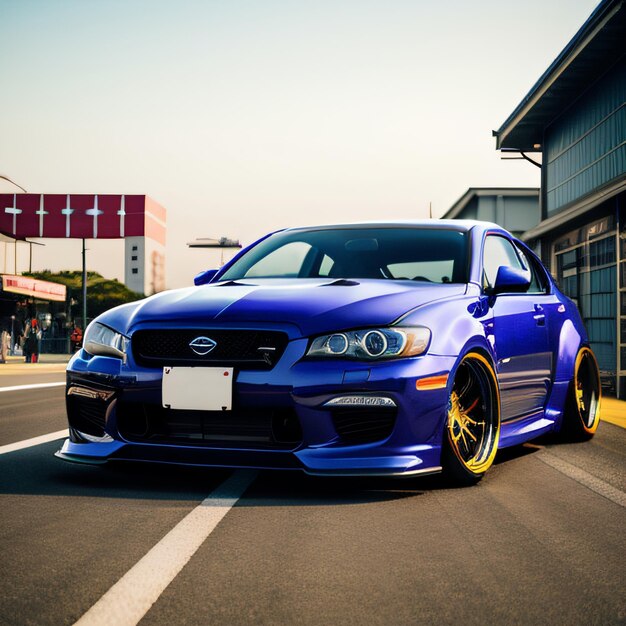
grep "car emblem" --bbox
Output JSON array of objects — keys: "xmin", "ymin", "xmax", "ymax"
[{"xmin": 189, "ymin": 336, "xmax": 217, "ymax": 356}]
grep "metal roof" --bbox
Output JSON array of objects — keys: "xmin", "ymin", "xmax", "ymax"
[
  {"xmin": 441, "ymin": 187, "xmax": 539, "ymax": 220},
  {"xmin": 494, "ymin": 0, "xmax": 626, "ymax": 151}
]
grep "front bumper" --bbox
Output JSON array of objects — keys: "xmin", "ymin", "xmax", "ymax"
[{"xmin": 58, "ymin": 342, "xmax": 455, "ymax": 477}]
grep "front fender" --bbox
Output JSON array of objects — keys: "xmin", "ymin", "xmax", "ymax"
[{"xmin": 400, "ymin": 295, "xmax": 492, "ymax": 358}]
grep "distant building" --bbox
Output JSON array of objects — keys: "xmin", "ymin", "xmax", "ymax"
[
  {"xmin": 0, "ymin": 273, "xmax": 68, "ymax": 352},
  {"xmin": 494, "ymin": 0, "xmax": 626, "ymax": 395},
  {"xmin": 123, "ymin": 197, "xmax": 167, "ymax": 295},
  {"xmin": 442, "ymin": 188, "xmax": 540, "ymax": 236}
]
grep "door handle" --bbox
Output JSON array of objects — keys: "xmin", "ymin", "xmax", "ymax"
[{"xmin": 533, "ymin": 303, "xmax": 546, "ymax": 326}]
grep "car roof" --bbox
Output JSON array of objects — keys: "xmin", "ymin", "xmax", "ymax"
[{"xmin": 283, "ymin": 219, "xmax": 504, "ymax": 234}]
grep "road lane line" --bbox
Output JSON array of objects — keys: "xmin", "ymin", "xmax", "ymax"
[
  {"xmin": 538, "ymin": 452, "xmax": 626, "ymax": 508},
  {"xmin": 0, "ymin": 429, "xmax": 69, "ymax": 455},
  {"xmin": 0, "ymin": 382, "xmax": 65, "ymax": 393},
  {"xmin": 73, "ymin": 469, "xmax": 257, "ymax": 626}
]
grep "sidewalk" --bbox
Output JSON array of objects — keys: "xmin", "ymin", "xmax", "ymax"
[{"xmin": 0, "ymin": 354, "xmax": 71, "ymax": 375}]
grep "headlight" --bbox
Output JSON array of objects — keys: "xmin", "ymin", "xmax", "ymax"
[
  {"xmin": 306, "ymin": 327, "xmax": 430, "ymax": 360},
  {"xmin": 83, "ymin": 322, "xmax": 128, "ymax": 360}
]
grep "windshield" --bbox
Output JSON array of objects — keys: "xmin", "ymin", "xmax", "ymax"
[{"xmin": 219, "ymin": 227, "xmax": 469, "ymax": 284}]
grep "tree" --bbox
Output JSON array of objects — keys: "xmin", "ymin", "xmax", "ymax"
[{"xmin": 25, "ymin": 271, "xmax": 144, "ymax": 321}]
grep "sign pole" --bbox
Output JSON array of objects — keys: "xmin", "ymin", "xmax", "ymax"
[{"xmin": 82, "ymin": 239, "xmax": 87, "ymax": 328}]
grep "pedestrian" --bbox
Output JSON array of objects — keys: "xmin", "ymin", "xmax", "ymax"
[
  {"xmin": 0, "ymin": 328, "xmax": 8, "ymax": 363},
  {"xmin": 70, "ymin": 324, "xmax": 83, "ymax": 353},
  {"xmin": 23, "ymin": 319, "xmax": 41, "ymax": 363},
  {"xmin": 21, "ymin": 320, "xmax": 31, "ymax": 363}
]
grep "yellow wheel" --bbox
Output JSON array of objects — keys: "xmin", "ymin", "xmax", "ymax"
[
  {"xmin": 443, "ymin": 352, "xmax": 500, "ymax": 485},
  {"xmin": 561, "ymin": 347, "xmax": 601, "ymax": 440}
]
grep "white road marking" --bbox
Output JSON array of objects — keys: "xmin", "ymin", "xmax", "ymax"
[
  {"xmin": 538, "ymin": 452, "xmax": 626, "ymax": 508},
  {"xmin": 0, "ymin": 429, "xmax": 69, "ymax": 455},
  {"xmin": 73, "ymin": 470, "xmax": 257, "ymax": 626},
  {"xmin": 0, "ymin": 382, "xmax": 65, "ymax": 393}
]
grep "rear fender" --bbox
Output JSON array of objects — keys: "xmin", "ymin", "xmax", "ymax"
[
  {"xmin": 554, "ymin": 319, "xmax": 582, "ymax": 383},
  {"xmin": 547, "ymin": 319, "xmax": 583, "ymax": 431}
]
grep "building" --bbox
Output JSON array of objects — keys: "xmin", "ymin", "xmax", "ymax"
[
  {"xmin": 442, "ymin": 188, "xmax": 540, "ymax": 236},
  {"xmin": 123, "ymin": 197, "xmax": 167, "ymax": 294},
  {"xmin": 494, "ymin": 0, "xmax": 626, "ymax": 395},
  {"xmin": 0, "ymin": 273, "xmax": 68, "ymax": 352}
]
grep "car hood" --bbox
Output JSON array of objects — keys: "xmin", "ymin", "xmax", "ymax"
[{"xmin": 103, "ymin": 279, "xmax": 466, "ymax": 338}]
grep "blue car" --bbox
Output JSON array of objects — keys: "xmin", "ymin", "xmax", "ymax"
[{"xmin": 57, "ymin": 220, "xmax": 601, "ymax": 485}]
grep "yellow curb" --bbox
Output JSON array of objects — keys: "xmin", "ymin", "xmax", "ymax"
[{"xmin": 601, "ymin": 397, "xmax": 626, "ymax": 429}]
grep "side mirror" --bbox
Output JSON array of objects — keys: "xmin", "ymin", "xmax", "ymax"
[
  {"xmin": 194, "ymin": 269, "xmax": 219, "ymax": 286},
  {"xmin": 491, "ymin": 266, "xmax": 531, "ymax": 295}
]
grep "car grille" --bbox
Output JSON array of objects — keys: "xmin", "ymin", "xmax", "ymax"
[
  {"xmin": 331, "ymin": 407, "xmax": 397, "ymax": 444},
  {"xmin": 116, "ymin": 402, "xmax": 302, "ymax": 450},
  {"xmin": 131, "ymin": 329, "xmax": 289, "ymax": 370}
]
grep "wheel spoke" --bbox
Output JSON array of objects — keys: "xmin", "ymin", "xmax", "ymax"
[
  {"xmin": 460, "ymin": 421, "xmax": 477, "ymax": 442},
  {"xmin": 462, "ymin": 397, "xmax": 479, "ymax": 415}
]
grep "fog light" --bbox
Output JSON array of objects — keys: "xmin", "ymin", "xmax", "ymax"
[
  {"xmin": 67, "ymin": 386, "xmax": 114, "ymax": 401},
  {"xmin": 73, "ymin": 429, "xmax": 114, "ymax": 443},
  {"xmin": 324, "ymin": 395, "xmax": 397, "ymax": 408}
]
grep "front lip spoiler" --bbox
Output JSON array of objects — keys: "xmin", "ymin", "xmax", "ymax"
[
  {"xmin": 54, "ymin": 446, "xmax": 443, "ymax": 477},
  {"xmin": 303, "ymin": 465, "xmax": 442, "ymax": 478},
  {"xmin": 54, "ymin": 450, "xmax": 109, "ymax": 465}
]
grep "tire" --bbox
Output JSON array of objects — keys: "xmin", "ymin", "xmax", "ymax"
[
  {"xmin": 442, "ymin": 351, "xmax": 500, "ymax": 486},
  {"xmin": 560, "ymin": 346, "xmax": 601, "ymax": 441}
]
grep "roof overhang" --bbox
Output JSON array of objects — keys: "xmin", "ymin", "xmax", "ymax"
[
  {"xmin": 521, "ymin": 177, "xmax": 626, "ymax": 241},
  {"xmin": 495, "ymin": 0, "xmax": 626, "ymax": 151}
]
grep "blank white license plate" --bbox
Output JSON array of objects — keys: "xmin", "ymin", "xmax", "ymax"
[{"xmin": 162, "ymin": 367, "xmax": 233, "ymax": 411}]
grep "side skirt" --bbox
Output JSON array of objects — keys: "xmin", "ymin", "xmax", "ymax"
[{"xmin": 498, "ymin": 411, "xmax": 555, "ymax": 449}]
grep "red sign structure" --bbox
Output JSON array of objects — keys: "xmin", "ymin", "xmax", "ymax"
[
  {"xmin": 0, "ymin": 193, "xmax": 167, "ymax": 295},
  {"xmin": 0, "ymin": 194, "xmax": 166, "ymax": 246},
  {"xmin": 0, "ymin": 274, "xmax": 67, "ymax": 302}
]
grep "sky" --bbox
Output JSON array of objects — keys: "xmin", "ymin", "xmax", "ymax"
[{"xmin": 0, "ymin": 0, "xmax": 600, "ymax": 289}]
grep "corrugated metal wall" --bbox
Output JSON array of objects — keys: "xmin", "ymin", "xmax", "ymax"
[{"xmin": 545, "ymin": 55, "xmax": 626, "ymax": 215}]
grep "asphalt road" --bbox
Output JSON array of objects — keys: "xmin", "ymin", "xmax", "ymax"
[{"xmin": 1, "ymin": 381, "xmax": 625, "ymax": 625}]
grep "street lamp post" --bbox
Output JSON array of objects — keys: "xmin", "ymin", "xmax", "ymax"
[{"xmin": 186, "ymin": 237, "xmax": 242, "ymax": 265}]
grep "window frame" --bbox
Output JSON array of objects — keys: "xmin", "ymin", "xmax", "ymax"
[
  {"xmin": 514, "ymin": 243, "xmax": 551, "ymax": 295},
  {"xmin": 481, "ymin": 233, "xmax": 526, "ymax": 293}
]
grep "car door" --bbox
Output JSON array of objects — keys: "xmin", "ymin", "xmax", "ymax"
[{"xmin": 483, "ymin": 235, "xmax": 552, "ymax": 421}]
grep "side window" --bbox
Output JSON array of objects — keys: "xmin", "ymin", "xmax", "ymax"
[
  {"xmin": 516, "ymin": 246, "xmax": 548, "ymax": 294},
  {"xmin": 482, "ymin": 235, "xmax": 523, "ymax": 289},
  {"xmin": 244, "ymin": 241, "xmax": 313, "ymax": 278}
]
